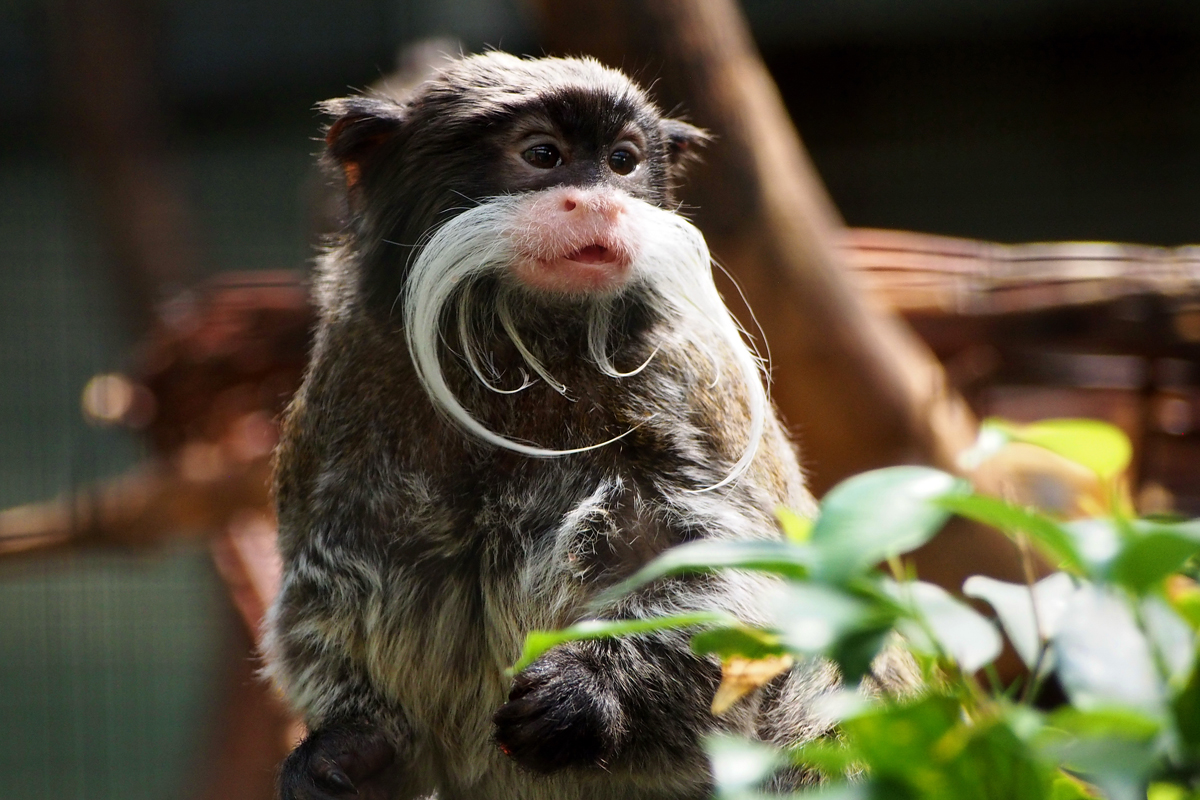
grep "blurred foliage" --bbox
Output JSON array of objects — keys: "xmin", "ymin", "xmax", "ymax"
[{"xmin": 514, "ymin": 419, "xmax": 1200, "ymax": 799}]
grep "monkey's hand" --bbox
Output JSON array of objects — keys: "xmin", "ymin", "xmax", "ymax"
[
  {"xmin": 493, "ymin": 650, "xmax": 626, "ymax": 773},
  {"xmin": 278, "ymin": 722, "xmax": 398, "ymax": 800}
]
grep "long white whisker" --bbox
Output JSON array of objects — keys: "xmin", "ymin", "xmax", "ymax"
[
  {"xmin": 629, "ymin": 210, "xmax": 765, "ymax": 492},
  {"xmin": 586, "ymin": 302, "xmax": 656, "ymax": 378},
  {"xmin": 711, "ymin": 256, "xmax": 770, "ymax": 387},
  {"xmin": 496, "ymin": 293, "xmax": 572, "ymax": 399},
  {"xmin": 457, "ymin": 285, "xmax": 534, "ymax": 395}
]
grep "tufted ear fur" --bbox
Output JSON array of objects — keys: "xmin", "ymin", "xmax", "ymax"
[
  {"xmin": 319, "ymin": 97, "xmax": 407, "ymax": 194},
  {"xmin": 660, "ymin": 118, "xmax": 711, "ymax": 179}
]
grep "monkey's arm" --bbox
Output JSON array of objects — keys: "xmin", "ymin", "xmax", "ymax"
[{"xmin": 494, "ymin": 573, "xmax": 784, "ymax": 792}]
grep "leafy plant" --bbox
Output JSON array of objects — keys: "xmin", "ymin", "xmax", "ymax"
[{"xmin": 512, "ymin": 419, "xmax": 1200, "ymax": 799}]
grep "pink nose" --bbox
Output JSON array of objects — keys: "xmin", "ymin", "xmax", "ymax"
[{"xmin": 555, "ymin": 189, "xmax": 625, "ymax": 221}]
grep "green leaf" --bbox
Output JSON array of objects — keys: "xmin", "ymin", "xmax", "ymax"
[
  {"xmin": 1051, "ymin": 774, "xmax": 1100, "ymax": 800},
  {"xmin": 810, "ymin": 467, "xmax": 968, "ymax": 582},
  {"xmin": 777, "ymin": 507, "xmax": 814, "ymax": 543},
  {"xmin": 938, "ymin": 494, "xmax": 1086, "ymax": 573},
  {"xmin": 1171, "ymin": 584, "xmax": 1200, "ymax": 630},
  {"xmin": 843, "ymin": 694, "xmax": 1052, "ymax": 800},
  {"xmin": 769, "ymin": 583, "xmax": 891, "ymax": 651},
  {"xmin": 1110, "ymin": 520, "xmax": 1200, "ymax": 595},
  {"xmin": 950, "ymin": 718, "xmax": 1054, "ymax": 800},
  {"xmin": 1051, "ymin": 585, "xmax": 1166, "ymax": 715},
  {"xmin": 787, "ymin": 737, "xmax": 863, "ymax": 780},
  {"xmin": 1139, "ymin": 596, "xmax": 1196, "ymax": 684},
  {"xmin": 1146, "ymin": 785, "xmax": 1190, "ymax": 800},
  {"xmin": 1038, "ymin": 710, "xmax": 1162, "ymax": 800},
  {"xmin": 707, "ymin": 734, "xmax": 783, "ymax": 797},
  {"xmin": 691, "ymin": 625, "xmax": 787, "ymax": 660},
  {"xmin": 508, "ymin": 612, "xmax": 731, "ymax": 673},
  {"xmin": 841, "ymin": 694, "xmax": 961, "ymax": 775},
  {"xmin": 888, "ymin": 579, "xmax": 1002, "ymax": 672},
  {"xmin": 749, "ymin": 582, "xmax": 899, "ymax": 683},
  {"xmin": 1037, "ymin": 716, "xmax": 1161, "ymax": 800},
  {"xmin": 1172, "ymin": 657, "xmax": 1200, "ymax": 749},
  {"xmin": 1063, "ymin": 519, "xmax": 1122, "ymax": 573},
  {"xmin": 831, "ymin": 626, "xmax": 897, "ymax": 686},
  {"xmin": 592, "ymin": 539, "xmax": 815, "ymax": 608},
  {"xmin": 963, "ymin": 573, "xmax": 1077, "ymax": 670},
  {"xmin": 806, "ymin": 786, "xmax": 881, "ymax": 800},
  {"xmin": 988, "ymin": 418, "xmax": 1132, "ymax": 481},
  {"xmin": 1045, "ymin": 707, "xmax": 1163, "ymax": 740}
]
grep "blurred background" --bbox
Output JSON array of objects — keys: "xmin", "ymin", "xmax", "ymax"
[{"xmin": 1, "ymin": 0, "xmax": 1198, "ymax": 798}]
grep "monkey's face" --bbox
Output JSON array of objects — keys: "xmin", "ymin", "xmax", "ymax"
[
  {"xmin": 321, "ymin": 53, "xmax": 708, "ymax": 309},
  {"xmin": 442, "ymin": 100, "xmax": 656, "ymax": 298},
  {"xmin": 417, "ymin": 92, "xmax": 669, "ymax": 298}
]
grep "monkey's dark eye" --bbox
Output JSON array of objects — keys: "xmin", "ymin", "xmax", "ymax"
[
  {"xmin": 523, "ymin": 144, "xmax": 563, "ymax": 169},
  {"xmin": 608, "ymin": 148, "xmax": 638, "ymax": 176}
]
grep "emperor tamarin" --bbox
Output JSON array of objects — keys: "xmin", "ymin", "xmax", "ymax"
[{"xmin": 264, "ymin": 52, "xmax": 906, "ymax": 800}]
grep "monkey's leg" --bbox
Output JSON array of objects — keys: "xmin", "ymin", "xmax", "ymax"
[
  {"xmin": 271, "ymin": 642, "xmax": 423, "ymax": 800},
  {"xmin": 279, "ymin": 716, "xmax": 402, "ymax": 800},
  {"xmin": 268, "ymin": 584, "xmax": 425, "ymax": 800}
]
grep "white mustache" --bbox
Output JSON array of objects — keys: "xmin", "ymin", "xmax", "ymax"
[{"xmin": 402, "ymin": 192, "xmax": 767, "ymax": 491}]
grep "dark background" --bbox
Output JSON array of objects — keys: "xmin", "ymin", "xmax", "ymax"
[{"xmin": 0, "ymin": 1, "xmax": 1195, "ymax": 797}]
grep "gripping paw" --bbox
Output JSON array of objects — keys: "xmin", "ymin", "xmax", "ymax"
[
  {"xmin": 278, "ymin": 723, "xmax": 397, "ymax": 800},
  {"xmin": 494, "ymin": 654, "xmax": 623, "ymax": 773}
]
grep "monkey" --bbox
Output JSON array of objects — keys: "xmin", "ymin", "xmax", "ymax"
[{"xmin": 263, "ymin": 52, "xmax": 914, "ymax": 800}]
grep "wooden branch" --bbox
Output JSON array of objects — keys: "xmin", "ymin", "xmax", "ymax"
[
  {"xmin": 0, "ymin": 272, "xmax": 302, "ymax": 559},
  {"xmin": 210, "ymin": 513, "xmax": 283, "ymax": 636},
  {"xmin": 0, "ymin": 455, "xmax": 271, "ymax": 556},
  {"xmin": 532, "ymin": 0, "xmax": 978, "ymax": 494},
  {"xmin": 844, "ymin": 228, "xmax": 1200, "ymax": 319}
]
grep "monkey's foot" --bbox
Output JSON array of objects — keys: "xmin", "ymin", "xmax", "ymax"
[
  {"xmin": 279, "ymin": 723, "xmax": 397, "ymax": 800},
  {"xmin": 494, "ymin": 655, "xmax": 623, "ymax": 773}
]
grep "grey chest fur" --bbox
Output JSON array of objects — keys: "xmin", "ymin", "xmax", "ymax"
[{"xmin": 349, "ymin": 466, "xmax": 646, "ymax": 763}]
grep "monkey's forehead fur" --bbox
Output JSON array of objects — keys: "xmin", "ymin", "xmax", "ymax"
[
  {"xmin": 338, "ymin": 52, "xmax": 660, "ymax": 126},
  {"xmin": 424, "ymin": 52, "xmax": 655, "ymax": 113}
]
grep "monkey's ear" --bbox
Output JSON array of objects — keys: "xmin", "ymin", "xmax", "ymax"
[
  {"xmin": 319, "ymin": 97, "xmax": 407, "ymax": 192},
  {"xmin": 660, "ymin": 118, "xmax": 711, "ymax": 174}
]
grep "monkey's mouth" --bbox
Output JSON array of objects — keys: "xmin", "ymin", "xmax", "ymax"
[
  {"xmin": 564, "ymin": 244, "xmax": 617, "ymax": 265},
  {"xmin": 511, "ymin": 241, "xmax": 633, "ymax": 295}
]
